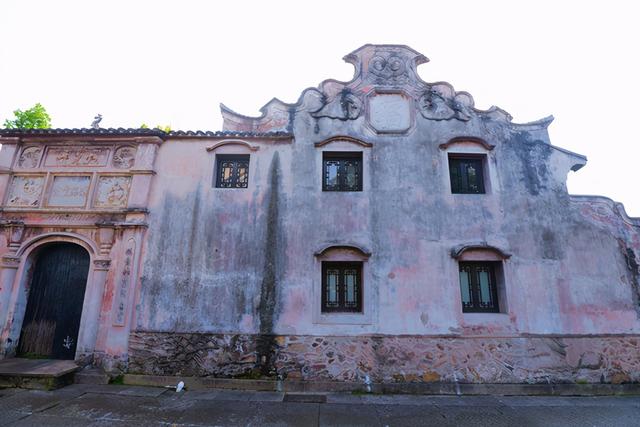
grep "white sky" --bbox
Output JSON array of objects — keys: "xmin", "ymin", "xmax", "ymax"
[{"xmin": 1, "ymin": 0, "xmax": 638, "ymax": 215}]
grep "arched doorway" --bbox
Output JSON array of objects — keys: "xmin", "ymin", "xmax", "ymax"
[{"xmin": 17, "ymin": 243, "xmax": 90, "ymax": 360}]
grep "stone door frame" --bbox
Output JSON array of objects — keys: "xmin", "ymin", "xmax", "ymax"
[{"xmin": 0, "ymin": 232, "xmax": 110, "ymax": 361}]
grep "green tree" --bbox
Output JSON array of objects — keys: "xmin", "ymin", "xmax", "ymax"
[{"xmin": 3, "ymin": 103, "xmax": 52, "ymax": 129}]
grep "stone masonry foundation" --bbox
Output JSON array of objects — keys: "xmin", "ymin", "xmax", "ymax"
[{"xmin": 127, "ymin": 332, "xmax": 640, "ymax": 384}]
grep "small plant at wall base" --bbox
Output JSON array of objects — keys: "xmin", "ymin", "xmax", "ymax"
[
  {"xmin": 3, "ymin": 103, "xmax": 52, "ymax": 129},
  {"xmin": 109, "ymin": 374, "xmax": 124, "ymax": 385}
]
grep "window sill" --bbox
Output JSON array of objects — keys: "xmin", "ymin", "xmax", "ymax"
[
  {"xmin": 314, "ymin": 312, "xmax": 372, "ymax": 326},
  {"xmin": 462, "ymin": 312, "xmax": 511, "ymax": 324}
]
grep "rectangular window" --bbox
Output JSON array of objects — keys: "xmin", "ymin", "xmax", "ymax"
[
  {"xmin": 322, "ymin": 261, "xmax": 362, "ymax": 312},
  {"xmin": 323, "ymin": 152, "xmax": 362, "ymax": 191},
  {"xmin": 215, "ymin": 155, "xmax": 250, "ymax": 188},
  {"xmin": 449, "ymin": 155, "xmax": 485, "ymax": 194},
  {"xmin": 459, "ymin": 262, "xmax": 500, "ymax": 313}
]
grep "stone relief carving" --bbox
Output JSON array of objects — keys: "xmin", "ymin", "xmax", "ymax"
[
  {"xmin": 93, "ymin": 259, "xmax": 111, "ymax": 270},
  {"xmin": 113, "ymin": 239, "xmax": 135, "ymax": 326},
  {"xmin": 6, "ymin": 176, "xmax": 45, "ymax": 207},
  {"xmin": 418, "ymin": 87, "xmax": 474, "ymax": 121},
  {"xmin": 222, "ymin": 45, "xmax": 517, "ymax": 134},
  {"xmin": 368, "ymin": 54, "xmax": 408, "ymax": 84},
  {"xmin": 311, "ymin": 89, "xmax": 363, "ymax": 121},
  {"xmin": 112, "ymin": 146, "xmax": 137, "ymax": 169},
  {"xmin": 17, "ymin": 147, "xmax": 43, "ymax": 168},
  {"xmin": 94, "ymin": 176, "xmax": 131, "ymax": 208},
  {"xmin": 45, "ymin": 147, "xmax": 110, "ymax": 167},
  {"xmin": 48, "ymin": 176, "xmax": 91, "ymax": 207}
]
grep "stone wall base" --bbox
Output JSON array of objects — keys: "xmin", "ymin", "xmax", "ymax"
[{"xmin": 127, "ymin": 332, "xmax": 640, "ymax": 384}]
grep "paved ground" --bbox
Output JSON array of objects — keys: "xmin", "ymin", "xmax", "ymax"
[{"xmin": 0, "ymin": 384, "xmax": 639, "ymax": 426}]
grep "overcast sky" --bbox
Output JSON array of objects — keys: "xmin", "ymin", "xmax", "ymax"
[{"xmin": 1, "ymin": 0, "xmax": 638, "ymax": 215}]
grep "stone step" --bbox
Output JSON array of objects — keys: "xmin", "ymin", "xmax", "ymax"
[
  {"xmin": 0, "ymin": 358, "xmax": 78, "ymax": 390},
  {"xmin": 74, "ymin": 367, "xmax": 110, "ymax": 385}
]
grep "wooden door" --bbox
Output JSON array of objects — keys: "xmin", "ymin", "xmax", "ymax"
[{"xmin": 17, "ymin": 243, "xmax": 90, "ymax": 359}]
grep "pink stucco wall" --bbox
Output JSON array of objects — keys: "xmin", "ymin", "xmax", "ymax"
[{"xmin": 1, "ymin": 44, "xmax": 639, "ymax": 382}]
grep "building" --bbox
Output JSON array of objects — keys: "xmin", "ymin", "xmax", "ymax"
[{"xmin": 0, "ymin": 44, "xmax": 638, "ymax": 385}]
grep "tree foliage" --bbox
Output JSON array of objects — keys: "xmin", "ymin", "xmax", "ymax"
[{"xmin": 3, "ymin": 103, "xmax": 52, "ymax": 129}]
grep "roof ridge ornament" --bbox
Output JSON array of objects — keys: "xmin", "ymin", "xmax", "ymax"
[
  {"xmin": 91, "ymin": 114, "xmax": 102, "ymax": 129},
  {"xmin": 343, "ymin": 44, "xmax": 429, "ymax": 86},
  {"xmin": 220, "ymin": 44, "xmax": 558, "ymax": 132}
]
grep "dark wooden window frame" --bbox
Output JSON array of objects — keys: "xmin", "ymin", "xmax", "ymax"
[
  {"xmin": 321, "ymin": 261, "xmax": 363, "ymax": 313},
  {"xmin": 215, "ymin": 154, "xmax": 250, "ymax": 189},
  {"xmin": 448, "ymin": 154, "xmax": 486, "ymax": 194},
  {"xmin": 458, "ymin": 261, "xmax": 500, "ymax": 313},
  {"xmin": 322, "ymin": 151, "xmax": 363, "ymax": 192}
]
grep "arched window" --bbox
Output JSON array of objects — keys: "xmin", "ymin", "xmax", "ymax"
[
  {"xmin": 452, "ymin": 244, "xmax": 510, "ymax": 313},
  {"xmin": 314, "ymin": 244, "xmax": 371, "ymax": 316}
]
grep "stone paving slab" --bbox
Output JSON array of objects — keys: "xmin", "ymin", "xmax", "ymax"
[
  {"xmin": 497, "ymin": 405, "xmax": 640, "ymax": 427},
  {"xmin": 498, "ymin": 395, "xmax": 640, "ymax": 407},
  {"xmin": 319, "ymin": 403, "xmax": 382, "ymax": 427},
  {"xmin": 326, "ymin": 393, "xmax": 435, "ymax": 406},
  {"xmin": 0, "ymin": 388, "xmax": 27, "ymax": 399},
  {"xmin": 0, "ymin": 410, "xmax": 30, "ymax": 427},
  {"xmin": 41, "ymin": 393, "xmax": 183, "ymax": 424},
  {"xmin": 174, "ymin": 400, "xmax": 319, "ymax": 427},
  {"xmin": 0, "ymin": 359, "xmax": 78, "ymax": 378},
  {"xmin": 373, "ymin": 403, "xmax": 450, "ymax": 427},
  {"xmin": 0, "ymin": 389, "xmax": 84, "ymax": 414},
  {"xmin": 429, "ymin": 395, "xmax": 506, "ymax": 407},
  {"xmin": 247, "ymin": 391, "xmax": 285, "ymax": 402},
  {"xmin": 9, "ymin": 414, "xmax": 154, "ymax": 426},
  {"xmin": 2, "ymin": 386, "xmax": 640, "ymax": 426},
  {"xmin": 58, "ymin": 383, "xmax": 169, "ymax": 397}
]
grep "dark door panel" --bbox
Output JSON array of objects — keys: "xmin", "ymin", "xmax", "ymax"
[{"xmin": 17, "ymin": 243, "xmax": 90, "ymax": 360}]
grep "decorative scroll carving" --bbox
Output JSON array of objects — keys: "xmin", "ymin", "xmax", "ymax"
[
  {"xmin": 48, "ymin": 176, "xmax": 91, "ymax": 207},
  {"xmin": 312, "ymin": 89, "xmax": 362, "ymax": 121},
  {"xmin": 368, "ymin": 54, "xmax": 408, "ymax": 84},
  {"xmin": 45, "ymin": 146, "xmax": 109, "ymax": 167},
  {"xmin": 97, "ymin": 225, "xmax": 116, "ymax": 256},
  {"xmin": 7, "ymin": 221, "xmax": 26, "ymax": 252},
  {"xmin": 17, "ymin": 147, "xmax": 43, "ymax": 168},
  {"xmin": 94, "ymin": 176, "xmax": 131, "ymax": 208},
  {"xmin": 6, "ymin": 176, "xmax": 45, "ymax": 207},
  {"xmin": 93, "ymin": 259, "xmax": 111, "ymax": 270},
  {"xmin": 113, "ymin": 239, "xmax": 135, "ymax": 326},
  {"xmin": 419, "ymin": 87, "xmax": 474, "ymax": 121},
  {"xmin": 112, "ymin": 146, "xmax": 137, "ymax": 169}
]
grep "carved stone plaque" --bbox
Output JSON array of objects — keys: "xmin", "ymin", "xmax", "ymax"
[
  {"xmin": 94, "ymin": 176, "xmax": 131, "ymax": 208},
  {"xmin": 45, "ymin": 146, "xmax": 109, "ymax": 167},
  {"xmin": 6, "ymin": 176, "xmax": 45, "ymax": 207},
  {"xmin": 112, "ymin": 146, "xmax": 137, "ymax": 169},
  {"xmin": 368, "ymin": 92, "xmax": 412, "ymax": 133},
  {"xmin": 17, "ymin": 147, "xmax": 44, "ymax": 168},
  {"xmin": 48, "ymin": 176, "xmax": 91, "ymax": 207}
]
